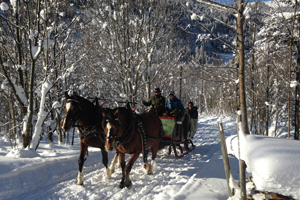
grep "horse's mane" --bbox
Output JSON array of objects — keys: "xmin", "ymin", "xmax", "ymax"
[
  {"xmin": 76, "ymin": 95, "xmax": 94, "ymax": 109},
  {"xmin": 74, "ymin": 95, "xmax": 100, "ymax": 126}
]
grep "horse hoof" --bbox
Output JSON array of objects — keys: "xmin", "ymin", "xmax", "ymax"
[
  {"xmin": 119, "ymin": 180, "xmax": 125, "ymax": 189},
  {"xmin": 77, "ymin": 182, "xmax": 84, "ymax": 186},
  {"xmin": 110, "ymin": 169, "xmax": 115, "ymax": 174},
  {"xmin": 147, "ymin": 171, "xmax": 153, "ymax": 175},
  {"xmin": 126, "ymin": 181, "xmax": 132, "ymax": 189}
]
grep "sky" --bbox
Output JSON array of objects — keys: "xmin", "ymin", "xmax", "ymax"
[{"xmin": 0, "ymin": 116, "xmax": 299, "ymax": 200}]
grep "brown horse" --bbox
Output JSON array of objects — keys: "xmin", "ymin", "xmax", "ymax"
[
  {"xmin": 102, "ymin": 104, "xmax": 162, "ymax": 189},
  {"xmin": 61, "ymin": 92, "xmax": 118, "ymax": 185}
]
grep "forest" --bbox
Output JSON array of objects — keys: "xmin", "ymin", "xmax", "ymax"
[{"xmin": 0, "ymin": 0, "xmax": 299, "ymax": 151}]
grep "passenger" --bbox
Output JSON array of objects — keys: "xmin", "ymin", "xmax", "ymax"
[
  {"xmin": 164, "ymin": 91, "xmax": 185, "ymax": 116},
  {"xmin": 187, "ymin": 102, "xmax": 198, "ymax": 119},
  {"xmin": 187, "ymin": 102, "xmax": 198, "ymax": 138},
  {"xmin": 141, "ymin": 87, "xmax": 166, "ymax": 116}
]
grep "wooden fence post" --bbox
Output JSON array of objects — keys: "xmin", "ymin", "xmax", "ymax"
[{"xmin": 218, "ymin": 122, "xmax": 234, "ymax": 197}]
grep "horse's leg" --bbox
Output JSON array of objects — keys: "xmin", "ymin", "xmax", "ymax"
[
  {"xmin": 143, "ymin": 149, "xmax": 150, "ymax": 171},
  {"xmin": 147, "ymin": 142, "xmax": 160, "ymax": 175},
  {"xmin": 116, "ymin": 152, "xmax": 121, "ymax": 168},
  {"xmin": 109, "ymin": 151, "xmax": 119, "ymax": 174},
  {"xmin": 77, "ymin": 141, "xmax": 88, "ymax": 185},
  {"xmin": 123, "ymin": 152, "xmax": 140, "ymax": 189},
  {"xmin": 100, "ymin": 148, "xmax": 111, "ymax": 179},
  {"xmin": 119, "ymin": 152, "xmax": 127, "ymax": 189}
]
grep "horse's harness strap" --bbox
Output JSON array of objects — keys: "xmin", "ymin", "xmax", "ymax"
[
  {"xmin": 117, "ymin": 113, "xmax": 148, "ymax": 164},
  {"xmin": 137, "ymin": 116, "xmax": 148, "ymax": 164},
  {"xmin": 76, "ymin": 124, "xmax": 105, "ymax": 141},
  {"xmin": 114, "ymin": 114, "xmax": 136, "ymax": 146},
  {"xmin": 113, "ymin": 113, "xmax": 146, "ymax": 157}
]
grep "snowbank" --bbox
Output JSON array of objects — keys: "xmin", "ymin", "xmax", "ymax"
[{"xmin": 226, "ymin": 134, "xmax": 300, "ymax": 199}]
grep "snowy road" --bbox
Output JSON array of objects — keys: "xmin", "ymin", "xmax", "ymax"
[{"xmin": 0, "ymin": 116, "xmax": 240, "ymax": 200}]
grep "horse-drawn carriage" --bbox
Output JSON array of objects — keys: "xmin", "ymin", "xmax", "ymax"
[
  {"xmin": 159, "ymin": 113, "xmax": 196, "ymax": 158},
  {"xmin": 61, "ymin": 92, "xmax": 197, "ymax": 188}
]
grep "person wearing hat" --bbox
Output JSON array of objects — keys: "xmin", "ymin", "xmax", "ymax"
[
  {"xmin": 141, "ymin": 87, "xmax": 166, "ymax": 116},
  {"xmin": 165, "ymin": 91, "xmax": 185, "ymax": 115}
]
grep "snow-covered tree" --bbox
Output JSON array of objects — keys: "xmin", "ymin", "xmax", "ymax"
[{"xmin": 0, "ymin": 0, "xmax": 84, "ymax": 149}]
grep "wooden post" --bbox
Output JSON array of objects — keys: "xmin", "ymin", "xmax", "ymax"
[
  {"xmin": 218, "ymin": 122, "xmax": 234, "ymax": 197},
  {"xmin": 237, "ymin": 114, "xmax": 247, "ymax": 200}
]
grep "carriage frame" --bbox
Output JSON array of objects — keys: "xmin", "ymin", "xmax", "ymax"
[{"xmin": 159, "ymin": 114, "xmax": 196, "ymax": 158}]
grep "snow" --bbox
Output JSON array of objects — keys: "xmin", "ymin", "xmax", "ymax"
[
  {"xmin": 290, "ymin": 80, "xmax": 299, "ymax": 88},
  {"xmin": 31, "ymin": 40, "xmax": 43, "ymax": 60},
  {"xmin": 0, "ymin": 116, "xmax": 241, "ymax": 200},
  {"xmin": 52, "ymin": 101, "xmax": 61, "ymax": 110},
  {"xmin": 1, "ymin": 116, "xmax": 299, "ymax": 199},
  {"xmin": 0, "ymin": 2, "xmax": 9, "ymax": 11},
  {"xmin": 227, "ymin": 133, "xmax": 300, "ymax": 199},
  {"xmin": 30, "ymin": 79, "xmax": 53, "ymax": 150},
  {"xmin": 10, "ymin": 0, "xmax": 17, "ymax": 14},
  {"xmin": 191, "ymin": 13, "xmax": 197, "ymax": 20}
]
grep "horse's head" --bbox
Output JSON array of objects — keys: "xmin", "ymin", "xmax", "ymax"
[
  {"xmin": 102, "ymin": 108, "xmax": 119, "ymax": 151},
  {"xmin": 102, "ymin": 107, "xmax": 131, "ymax": 152},
  {"xmin": 61, "ymin": 91, "xmax": 81, "ymax": 132}
]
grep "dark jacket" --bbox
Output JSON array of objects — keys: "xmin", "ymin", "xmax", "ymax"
[
  {"xmin": 142, "ymin": 95, "xmax": 166, "ymax": 116},
  {"xmin": 187, "ymin": 106, "xmax": 198, "ymax": 119},
  {"xmin": 166, "ymin": 96, "xmax": 185, "ymax": 113}
]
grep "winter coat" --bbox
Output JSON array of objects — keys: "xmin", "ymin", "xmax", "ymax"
[
  {"xmin": 187, "ymin": 106, "xmax": 198, "ymax": 119},
  {"xmin": 166, "ymin": 96, "xmax": 185, "ymax": 113},
  {"xmin": 142, "ymin": 95, "xmax": 166, "ymax": 116}
]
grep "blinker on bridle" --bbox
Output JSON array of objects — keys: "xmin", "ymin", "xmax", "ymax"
[
  {"xmin": 65, "ymin": 99, "xmax": 81, "ymax": 124},
  {"xmin": 105, "ymin": 119, "xmax": 119, "ymax": 140}
]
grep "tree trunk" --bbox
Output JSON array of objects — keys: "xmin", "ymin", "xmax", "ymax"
[
  {"xmin": 295, "ymin": 53, "xmax": 300, "ymax": 140},
  {"xmin": 9, "ymin": 95, "xmax": 16, "ymax": 142},
  {"xmin": 237, "ymin": 0, "xmax": 249, "ymax": 136},
  {"xmin": 237, "ymin": 0, "xmax": 248, "ymax": 198},
  {"xmin": 266, "ymin": 63, "xmax": 270, "ymax": 136},
  {"xmin": 200, "ymin": 41, "xmax": 205, "ymax": 115},
  {"xmin": 23, "ymin": 61, "xmax": 36, "ymax": 148},
  {"xmin": 288, "ymin": 0, "xmax": 297, "ymax": 139}
]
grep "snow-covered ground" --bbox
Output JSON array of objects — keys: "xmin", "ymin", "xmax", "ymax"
[{"xmin": 0, "ymin": 116, "xmax": 247, "ymax": 200}]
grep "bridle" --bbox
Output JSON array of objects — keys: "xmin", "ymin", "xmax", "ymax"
[
  {"xmin": 105, "ymin": 118, "xmax": 120, "ymax": 140},
  {"xmin": 64, "ymin": 98, "xmax": 81, "ymax": 126},
  {"xmin": 104, "ymin": 109, "xmax": 135, "ymax": 147}
]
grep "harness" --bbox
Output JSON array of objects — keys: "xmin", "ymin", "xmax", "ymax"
[
  {"xmin": 106, "ymin": 111, "xmax": 148, "ymax": 164},
  {"xmin": 75, "ymin": 124, "xmax": 106, "ymax": 141}
]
